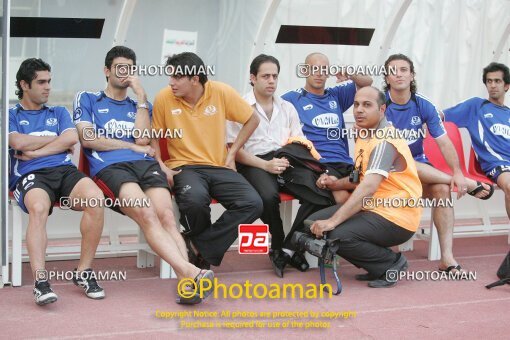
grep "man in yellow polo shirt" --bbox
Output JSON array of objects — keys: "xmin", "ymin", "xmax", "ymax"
[
  {"xmin": 309, "ymin": 86, "xmax": 422, "ymax": 288},
  {"xmin": 153, "ymin": 52, "xmax": 262, "ymax": 269}
]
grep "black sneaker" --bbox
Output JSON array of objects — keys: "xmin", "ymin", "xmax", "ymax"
[
  {"xmin": 34, "ymin": 280, "xmax": 58, "ymax": 306},
  {"xmin": 368, "ymin": 253, "xmax": 408, "ymax": 288},
  {"xmin": 269, "ymin": 250, "xmax": 290, "ymax": 278},
  {"xmin": 289, "ymin": 252, "xmax": 309, "ymax": 272},
  {"xmin": 182, "ymin": 233, "xmax": 211, "ymax": 270},
  {"xmin": 355, "ymin": 272, "xmax": 380, "ymax": 281},
  {"xmin": 72, "ymin": 268, "xmax": 105, "ymax": 299}
]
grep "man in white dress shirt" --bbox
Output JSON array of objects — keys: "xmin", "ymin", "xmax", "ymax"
[{"xmin": 227, "ymin": 54, "xmax": 304, "ymax": 277}]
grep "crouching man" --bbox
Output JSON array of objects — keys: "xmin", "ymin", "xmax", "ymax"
[{"xmin": 308, "ymin": 86, "xmax": 422, "ymax": 288}]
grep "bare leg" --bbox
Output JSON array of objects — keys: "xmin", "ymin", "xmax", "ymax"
[
  {"xmin": 24, "ymin": 189, "xmax": 51, "ymax": 280},
  {"xmin": 68, "ymin": 178, "xmax": 105, "ymax": 271},
  {"xmin": 118, "ymin": 183, "xmax": 200, "ymax": 279},
  {"xmin": 497, "ymin": 172, "xmax": 510, "ymax": 220},
  {"xmin": 416, "ymin": 162, "xmax": 491, "ymax": 199},
  {"xmin": 144, "ymin": 187, "xmax": 188, "ymax": 260},
  {"xmin": 422, "ymin": 183, "xmax": 458, "ymax": 270},
  {"xmin": 332, "ymin": 190, "xmax": 350, "ymax": 204}
]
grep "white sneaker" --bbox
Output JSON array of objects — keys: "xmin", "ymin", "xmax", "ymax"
[
  {"xmin": 34, "ymin": 280, "xmax": 58, "ymax": 306},
  {"xmin": 72, "ymin": 268, "xmax": 105, "ymax": 299}
]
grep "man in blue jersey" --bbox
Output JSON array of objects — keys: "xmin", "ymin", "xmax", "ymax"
[
  {"xmin": 382, "ymin": 54, "xmax": 493, "ymax": 274},
  {"xmin": 281, "ymin": 52, "xmax": 372, "ymax": 269},
  {"xmin": 443, "ymin": 62, "xmax": 510, "ymax": 222},
  {"xmin": 9, "ymin": 58, "xmax": 105, "ymax": 305},
  {"xmin": 74, "ymin": 46, "xmax": 214, "ymax": 305}
]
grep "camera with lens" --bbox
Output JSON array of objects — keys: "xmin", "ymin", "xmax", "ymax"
[
  {"xmin": 349, "ymin": 169, "xmax": 360, "ymax": 183},
  {"xmin": 291, "ymin": 231, "xmax": 335, "ymax": 263}
]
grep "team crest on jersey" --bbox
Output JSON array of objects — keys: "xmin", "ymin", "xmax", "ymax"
[
  {"xmin": 20, "ymin": 120, "xmax": 29, "ymax": 126},
  {"xmin": 484, "ymin": 113, "xmax": 493, "ymax": 119},
  {"xmin": 73, "ymin": 108, "xmax": 82, "ymax": 121},
  {"xmin": 204, "ymin": 105, "xmax": 217, "ymax": 116},
  {"xmin": 303, "ymin": 104, "xmax": 313, "ymax": 111},
  {"xmin": 329, "ymin": 101, "xmax": 337, "ymax": 109},
  {"xmin": 127, "ymin": 112, "xmax": 136, "ymax": 119},
  {"xmin": 171, "ymin": 109, "xmax": 182, "ymax": 115},
  {"xmin": 98, "ymin": 108, "xmax": 109, "ymax": 114},
  {"xmin": 410, "ymin": 116, "xmax": 422, "ymax": 126},
  {"xmin": 46, "ymin": 118, "xmax": 58, "ymax": 126}
]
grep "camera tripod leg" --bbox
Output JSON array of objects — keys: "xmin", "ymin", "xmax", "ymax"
[
  {"xmin": 319, "ymin": 256, "xmax": 342, "ymax": 295},
  {"xmin": 331, "ymin": 255, "xmax": 342, "ymax": 295},
  {"xmin": 319, "ymin": 258, "xmax": 327, "ymax": 287}
]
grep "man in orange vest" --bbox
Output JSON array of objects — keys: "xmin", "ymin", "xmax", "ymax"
[{"xmin": 309, "ymin": 86, "xmax": 423, "ymax": 288}]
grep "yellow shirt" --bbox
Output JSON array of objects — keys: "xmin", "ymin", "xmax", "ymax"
[
  {"xmin": 153, "ymin": 81, "xmax": 253, "ymax": 168},
  {"xmin": 355, "ymin": 126, "xmax": 423, "ymax": 232}
]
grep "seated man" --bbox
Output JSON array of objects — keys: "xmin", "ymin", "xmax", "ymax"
[
  {"xmin": 152, "ymin": 52, "xmax": 263, "ymax": 269},
  {"xmin": 443, "ymin": 62, "xmax": 510, "ymax": 222},
  {"xmin": 309, "ymin": 86, "xmax": 422, "ymax": 288},
  {"xmin": 74, "ymin": 46, "xmax": 213, "ymax": 305},
  {"xmin": 282, "ymin": 52, "xmax": 372, "ymax": 266},
  {"xmin": 382, "ymin": 53, "xmax": 493, "ymax": 273},
  {"xmin": 226, "ymin": 54, "xmax": 304, "ymax": 277},
  {"xmin": 9, "ymin": 58, "xmax": 105, "ymax": 305}
]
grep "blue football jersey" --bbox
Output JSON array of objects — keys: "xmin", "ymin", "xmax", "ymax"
[
  {"xmin": 9, "ymin": 104, "xmax": 75, "ymax": 190},
  {"xmin": 384, "ymin": 92, "xmax": 446, "ymax": 163},
  {"xmin": 444, "ymin": 97, "xmax": 510, "ymax": 173},
  {"xmin": 282, "ymin": 81, "xmax": 356, "ymax": 164},
  {"xmin": 73, "ymin": 91, "xmax": 154, "ymax": 176}
]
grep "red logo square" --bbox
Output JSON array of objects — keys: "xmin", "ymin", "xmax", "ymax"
[{"xmin": 238, "ymin": 224, "xmax": 269, "ymax": 254}]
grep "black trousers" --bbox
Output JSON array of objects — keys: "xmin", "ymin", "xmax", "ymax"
[
  {"xmin": 308, "ymin": 205, "xmax": 414, "ymax": 277},
  {"xmin": 282, "ymin": 161, "xmax": 353, "ymax": 250},
  {"xmin": 238, "ymin": 152, "xmax": 286, "ymax": 250},
  {"xmin": 173, "ymin": 165, "xmax": 263, "ymax": 266}
]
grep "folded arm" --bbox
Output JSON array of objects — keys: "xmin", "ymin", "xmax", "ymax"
[
  {"xmin": 9, "ymin": 133, "xmax": 57, "ymax": 152},
  {"xmin": 14, "ymin": 129, "xmax": 78, "ymax": 160}
]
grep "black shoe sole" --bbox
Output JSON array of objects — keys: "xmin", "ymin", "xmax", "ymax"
[
  {"xmin": 355, "ymin": 273, "xmax": 380, "ymax": 281},
  {"xmin": 269, "ymin": 251, "xmax": 289, "ymax": 278},
  {"xmin": 270, "ymin": 262, "xmax": 285, "ymax": 278},
  {"xmin": 367, "ymin": 280, "xmax": 398, "ymax": 288}
]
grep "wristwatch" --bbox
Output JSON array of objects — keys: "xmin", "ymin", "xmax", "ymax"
[{"xmin": 137, "ymin": 102, "xmax": 149, "ymax": 110}]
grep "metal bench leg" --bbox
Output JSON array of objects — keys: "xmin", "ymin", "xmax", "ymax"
[{"xmin": 11, "ymin": 204, "xmax": 23, "ymax": 287}]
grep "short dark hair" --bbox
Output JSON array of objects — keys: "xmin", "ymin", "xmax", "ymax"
[
  {"xmin": 15, "ymin": 58, "xmax": 51, "ymax": 100},
  {"xmin": 383, "ymin": 53, "xmax": 417, "ymax": 93},
  {"xmin": 374, "ymin": 86, "xmax": 386, "ymax": 108},
  {"xmin": 104, "ymin": 46, "xmax": 136, "ymax": 81},
  {"xmin": 483, "ymin": 62, "xmax": 510, "ymax": 85},
  {"xmin": 249, "ymin": 54, "xmax": 280, "ymax": 86},
  {"xmin": 166, "ymin": 52, "xmax": 208, "ymax": 86}
]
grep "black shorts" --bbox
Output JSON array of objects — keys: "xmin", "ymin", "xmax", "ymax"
[
  {"xmin": 94, "ymin": 160, "xmax": 170, "ymax": 201},
  {"xmin": 487, "ymin": 164, "xmax": 510, "ymax": 182},
  {"xmin": 324, "ymin": 162, "xmax": 354, "ymax": 178},
  {"xmin": 13, "ymin": 165, "xmax": 86, "ymax": 215}
]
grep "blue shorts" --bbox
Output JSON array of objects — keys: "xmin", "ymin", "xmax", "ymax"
[{"xmin": 487, "ymin": 164, "xmax": 510, "ymax": 182}]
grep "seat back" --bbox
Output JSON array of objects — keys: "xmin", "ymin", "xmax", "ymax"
[
  {"xmin": 467, "ymin": 147, "xmax": 496, "ymax": 184},
  {"xmin": 468, "ymin": 147, "xmax": 485, "ymax": 177},
  {"xmin": 159, "ymin": 138, "xmax": 170, "ymax": 162},
  {"xmin": 423, "ymin": 121, "xmax": 467, "ymax": 176}
]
